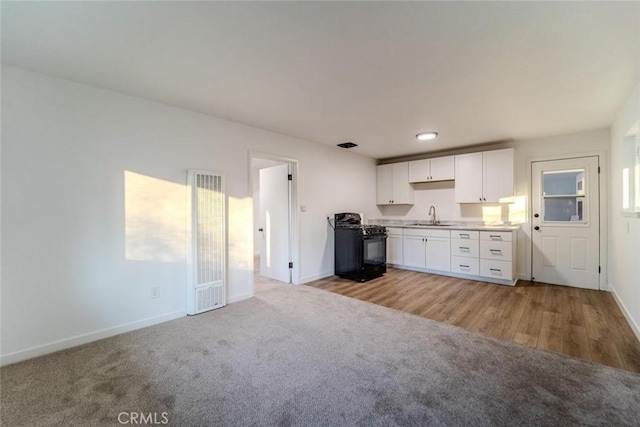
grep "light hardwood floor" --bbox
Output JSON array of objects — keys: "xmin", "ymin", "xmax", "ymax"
[{"xmin": 308, "ymin": 268, "xmax": 640, "ymax": 374}]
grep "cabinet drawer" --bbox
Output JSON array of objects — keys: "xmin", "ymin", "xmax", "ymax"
[
  {"xmin": 480, "ymin": 231, "xmax": 512, "ymax": 242},
  {"xmin": 480, "ymin": 259, "xmax": 513, "ymax": 280},
  {"xmin": 450, "ymin": 239, "xmax": 479, "ymax": 257},
  {"xmin": 480, "ymin": 240, "xmax": 512, "ymax": 261},
  {"xmin": 451, "ymin": 256, "xmax": 479, "ymax": 275},
  {"xmin": 403, "ymin": 228, "xmax": 451, "ymax": 238},
  {"xmin": 450, "ymin": 230, "xmax": 479, "ymax": 240}
]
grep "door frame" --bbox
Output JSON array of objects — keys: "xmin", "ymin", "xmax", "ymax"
[
  {"xmin": 526, "ymin": 150, "xmax": 608, "ymax": 290},
  {"xmin": 249, "ymin": 151, "xmax": 300, "ymax": 285}
]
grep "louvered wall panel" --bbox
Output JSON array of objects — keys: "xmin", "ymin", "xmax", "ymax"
[{"xmin": 187, "ymin": 171, "xmax": 226, "ymax": 315}]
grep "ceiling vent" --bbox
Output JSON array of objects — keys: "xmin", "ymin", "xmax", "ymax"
[{"xmin": 337, "ymin": 142, "xmax": 358, "ymax": 149}]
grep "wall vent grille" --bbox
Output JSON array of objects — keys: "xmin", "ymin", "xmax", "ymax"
[{"xmin": 187, "ymin": 171, "xmax": 226, "ymax": 315}]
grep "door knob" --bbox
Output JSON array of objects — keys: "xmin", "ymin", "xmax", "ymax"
[
  {"xmin": 534, "ymin": 226, "xmax": 540, "ymax": 231},
  {"xmin": 534, "ymin": 213, "xmax": 539, "ymax": 218}
]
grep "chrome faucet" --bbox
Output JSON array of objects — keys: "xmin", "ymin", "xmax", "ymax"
[{"xmin": 428, "ymin": 205, "xmax": 437, "ymax": 224}]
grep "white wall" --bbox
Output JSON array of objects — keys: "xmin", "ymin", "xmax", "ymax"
[
  {"xmin": 0, "ymin": 66, "xmax": 377, "ymax": 364},
  {"xmin": 609, "ymin": 81, "xmax": 640, "ymax": 338},
  {"xmin": 375, "ymin": 128, "xmax": 611, "ymax": 281}
]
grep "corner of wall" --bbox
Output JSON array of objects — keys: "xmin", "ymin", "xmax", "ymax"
[{"xmin": 609, "ymin": 283, "xmax": 640, "ymax": 342}]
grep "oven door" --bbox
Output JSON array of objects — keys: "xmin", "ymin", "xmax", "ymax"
[{"xmin": 363, "ymin": 234, "xmax": 387, "ymax": 266}]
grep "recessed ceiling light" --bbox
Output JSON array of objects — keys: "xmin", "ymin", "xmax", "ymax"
[{"xmin": 416, "ymin": 132, "xmax": 438, "ymax": 141}]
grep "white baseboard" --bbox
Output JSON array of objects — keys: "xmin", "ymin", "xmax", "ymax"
[
  {"xmin": 0, "ymin": 310, "xmax": 185, "ymax": 367},
  {"xmin": 228, "ymin": 292, "xmax": 253, "ymax": 304},
  {"xmin": 610, "ymin": 284, "xmax": 640, "ymax": 342},
  {"xmin": 299, "ymin": 271, "xmax": 333, "ymax": 284}
]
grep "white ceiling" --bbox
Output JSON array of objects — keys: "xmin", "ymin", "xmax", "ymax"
[{"xmin": 2, "ymin": 1, "xmax": 638, "ymax": 159}]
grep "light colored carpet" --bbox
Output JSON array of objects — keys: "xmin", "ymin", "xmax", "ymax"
[{"xmin": 2, "ymin": 278, "xmax": 640, "ymax": 426}]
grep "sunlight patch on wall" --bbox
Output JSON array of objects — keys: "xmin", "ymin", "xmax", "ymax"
[
  {"xmin": 228, "ymin": 196, "xmax": 253, "ymax": 272},
  {"xmin": 265, "ymin": 211, "xmax": 271, "ymax": 268},
  {"xmin": 623, "ymin": 168, "xmax": 630, "ymax": 210},
  {"xmin": 125, "ymin": 171, "xmax": 185, "ymax": 262},
  {"xmin": 507, "ymin": 195, "xmax": 527, "ymax": 224},
  {"xmin": 636, "ymin": 163, "xmax": 640, "ymax": 211},
  {"xmin": 482, "ymin": 206, "xmax": 502, "ymax": 225},
  {"xmin": 622, "ymin": 122, "xmax": 640, "ymax": 212}
]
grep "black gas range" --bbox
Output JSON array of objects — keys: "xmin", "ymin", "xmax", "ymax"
[{"xmin": 334, "ymin": 213, "xmax": 387, "ymax": 282}]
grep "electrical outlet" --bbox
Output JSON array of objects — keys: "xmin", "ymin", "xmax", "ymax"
[{"xmin": 151, "ymin": 287, "xmax": 160, "ymax": 299}]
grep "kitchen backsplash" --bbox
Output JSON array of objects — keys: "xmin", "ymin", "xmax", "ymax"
[{"xmin": 375, "ymin": 182, "xmax": 524, "ymax": 224}]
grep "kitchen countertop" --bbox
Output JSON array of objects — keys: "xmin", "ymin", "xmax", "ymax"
[{"xmin": 368, "ymin": 219, "xmax": 520, "ymax": 231}]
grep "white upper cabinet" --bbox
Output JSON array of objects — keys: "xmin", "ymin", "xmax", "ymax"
[
  {"xmin": 377, "ymin": 162, "xmax": 414, "ymax": 205},
  {"xmin": 455, "ymin": 148, "xmax": 514, "ymax": 203},
  {"xmin": 408, "ymin": 156, "xmax": 455, "ymax": 183},
  {"xmin": 483, "ymin": 149, "xmax": 514, "ymax": 203},
  {"xmin": 377, "ymin": 164, "xmax": 393, "ymax": 205},
  {"xmin": 454, "ymin": 152, "xmax": 484, "ymax": 203}
]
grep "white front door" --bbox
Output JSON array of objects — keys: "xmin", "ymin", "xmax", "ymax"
[
  {"xmin": 259, "ymin": 164, "xmax": 291, "ymax": 283},
  {"xmin": 531, "ymin": 156, "xmax": 600, "ymax": 289}
]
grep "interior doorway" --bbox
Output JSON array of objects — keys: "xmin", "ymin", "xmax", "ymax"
[
  {"xmin": 250, "ymin": 154, "xmax": 298, "ymax": 285},
  {"xmin": 531, "ymin": 156, "xmax": 600, "ymax": 289}
]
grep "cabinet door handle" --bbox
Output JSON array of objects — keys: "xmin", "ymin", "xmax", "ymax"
[
  {"xmin": 490, "ymin": 249, "xmax": 502, "ymax": 255},
  {"xmin": 489, "ymin": 268, "xmax": 502, "ymax": 275},
  {"xmin": 460, "ymin": 247, "xmax": 470, "ymax": 252},
  {"xmin": 459, "ymin": 233, "xmax": 470, "ymax": 239},
  {"xmin": 479, "ymin": 197, "xmax": 482, "ymax": 202},
  {"xmin": 489, "ymin": 235, "xmax": 502, "ymax": 241}
]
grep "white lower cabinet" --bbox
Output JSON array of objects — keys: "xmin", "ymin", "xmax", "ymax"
[
  {"xmin": 425, "ymin": 236, "xmax": 451, "ymax": 271},
  {"xmin": 479, "ymin": 231, "xmax": 516, "ymax": 283},
  {"xmin": 451, "ymin": 238, "xmax": 480, "ymax": 258},
  {"xmin": 392, "ymin": 227, "xmax": 517, "ymax": 286},
  {"xmin": 451, "ymin": 256, "xmax": 480, "ymax": 275},
  {"xmin": 402, "ymin": 229, "xmax": 451, "ymax": 272},
  {"xmin": 386, "ymin": 227, "xmax": 403, "ymax": 265},
  {"xmin": 403, "ymin": 235, "xmax": 426, "ymax": 268},
  {"xmin": 480, "ymin": 259, "xmax": 513, "ymax": 280},
  {"xmin": 479, "ymin": 240, "xmax": 512, "ymax": 261},
  {"xmin": 450, "ymin": 231, "xmax": 480, "ymax": 276}
]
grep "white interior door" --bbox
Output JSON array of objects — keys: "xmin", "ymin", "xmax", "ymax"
[
  {"xmin": 259, "ymin": 164, "xmax": 291, "ymax": 283},
  {"xmin": 531, "ymin": 156, "xmax": 600, "ymax": 289}
]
